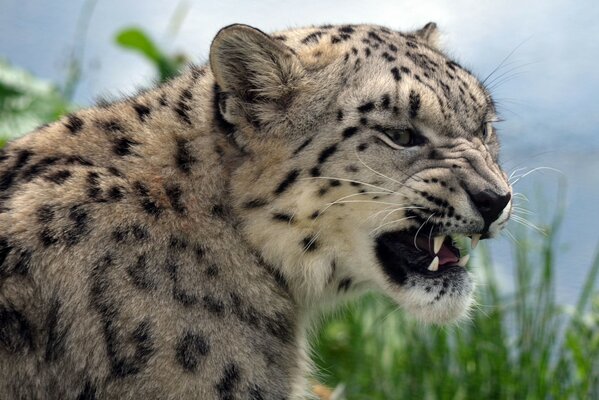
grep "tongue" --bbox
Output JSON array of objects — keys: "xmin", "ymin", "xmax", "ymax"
[
  {"xmin": 436, "ymin": 246, "xmax": 459, "ymax": 266},
  {"xmin": 415, "ymin": 238, "xmax": 459, "ymax": 266}
]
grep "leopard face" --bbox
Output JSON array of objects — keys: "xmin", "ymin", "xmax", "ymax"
[{"xmin": 212, "ymin": 23, "xmax": 511, "ymax": 323}]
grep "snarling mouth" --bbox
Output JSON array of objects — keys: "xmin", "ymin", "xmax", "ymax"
[{"xmin": 375, "ymin": 230, "xmax": 480, "ymax": 283}]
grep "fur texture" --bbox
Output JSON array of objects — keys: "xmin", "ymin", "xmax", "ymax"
[{"xmin": 0, "ymin": 23, "xmax": 511, "ymax": 399}]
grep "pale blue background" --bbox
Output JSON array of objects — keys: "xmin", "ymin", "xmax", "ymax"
[{"xmin": 1, "ymin": 0, "xmax": 598, "ymax": 303}]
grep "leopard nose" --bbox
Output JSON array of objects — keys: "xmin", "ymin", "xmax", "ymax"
[{"xmin": 469, "ymin": 189, "xmax": 511, "ymax": 227}]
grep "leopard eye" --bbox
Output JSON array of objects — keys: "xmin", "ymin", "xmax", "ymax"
[{"xmin": 376, "ymin": 127, "xmax": 426, "ymax": 149}]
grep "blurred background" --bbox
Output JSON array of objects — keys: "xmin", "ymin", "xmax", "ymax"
[{"xmin": 1, "ymin": 0, "xmax": 598, "ymax": 398}]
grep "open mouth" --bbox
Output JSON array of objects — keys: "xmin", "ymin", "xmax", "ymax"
[{"xmin": 375, "ymin": 230, "xmax": 480, "ymax": 283}]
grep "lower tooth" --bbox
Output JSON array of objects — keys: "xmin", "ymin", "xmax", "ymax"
[
  {"xmin": 428, "ymin": 256, "xmax": 439, "ymax": 272},
  {"xmin": 457, "ymin": 254, "xmax": 470, "ymax": 267}
]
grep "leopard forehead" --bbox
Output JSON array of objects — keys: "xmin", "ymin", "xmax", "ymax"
[{"xmin": 271, "ymin": 24, "xmax": 495, "ymax": 137}]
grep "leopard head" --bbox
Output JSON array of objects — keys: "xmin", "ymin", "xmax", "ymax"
[{"xmin": 211, "ymin": 23, "xmax": 511, "ymax": 323}]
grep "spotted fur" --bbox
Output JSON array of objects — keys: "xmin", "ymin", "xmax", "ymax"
[{"xmin": 0, "ymin": 22, "xmax": 511, "ymax": 399}]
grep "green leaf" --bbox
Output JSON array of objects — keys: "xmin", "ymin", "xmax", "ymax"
[{"xmin": 115, "ymin": 28, "xmax": 163, "ymax": 64}]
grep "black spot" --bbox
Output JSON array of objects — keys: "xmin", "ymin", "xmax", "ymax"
[
  {"xmin": 176, "ymin": 332, "xmax": 210, "ymax": 372},
  {"xmin": 65, "ymin": 114, "xmax": 84, "ymax": 133},
  {"xmin": 400, "ymin": 66, "xmax": 411, "ymax": 74},
  {"xmin": 336, "ymin": 109, "xmax": 344, "ymax": 121},
  {"xmin": 330, "ymin": 179, "xmax": 341, "ymax": 187},
  {"xmin": 45, "ymin": 298, "xmax": 68, "ymax": 362},
  {"xmin": 107, "ymin": 166, "xmax": 124, "ymax": 177},
  {"xmin": 339, "ymin": 25, "xmax": 355, "ymax": 33},
  {"xmin": 174, "ymin": 99, "xmax": 192, "ymax": 125},
  {"xmin": 382, "ymin": 52, "xmax": 396, "ymax": 62},
  {"xmin": 216, "ymin": 363, "xmax": 241, "ymax": 399},
  {"xmin": 368, "ymin": 31, "xmax": 384, "ymax": 43},
  {"xmin": 0, "ymin": 306, "xmax": 34, "ymax": 353},
  {"xmin": 249, "ymin": 385, "xmax": 265, "ymax": 400},
  {"xmin": 274, "ymin": 169, "xmax": 300, "ymax": 195},
  {"xmin": 318, "ymin": 187, "xmax": 328, "ymax": 197},
  {"xmin": 86, "ymin": 172, "xmax": 102, "ymax": 200},
  {"xmin": 64, "ymin": 155, "xmax": 94, "ymax": 166},
  {"xmin": 301, "ymin": 31, "xmax": 324, "ymax": 44},
  {"xmin": 342, "ymin": 126, "xmax": 359, "ymax": 139},
  {"xmin": 381, "ymin": 94, "xmax": 391, "ymax": 109},
  {"xmin": 175, "ymin": 138, "xmax": 197, "ymax": 174},
  {"xmin": 133, "ymin": 182, "xmax": 163, "ymax": 217},
  {"xmin": 113, "ymin": 137, "xmax": 139, "ymax": 156},
  {"xmin": 310, "ymin": 166, "xmax": 321, "ymax": 177},
  {"xmin": 132, "ymin": 224, "xmax": 148, "ymax": 240},
  {"xmin": 107, "ymin": 186, "xmax": 124, "ymax": 201},
  {"xmin": 292, "ymin": 137, "xmax": 313, "ymax": 155},
  {"xmin": 302, "ymin": 236, "xmax": 318, "ymax": 252},
  {"xmin": 133, "ymin": 104, "xmax": 151, "ymax": 122},
  {"xmin": 243, "ymin": 198, "xmax": 268, "ymax": 209},
  {"xmin": 21, "ymin": 156, "xmax": 61, "ymax": 182},
  {"xmin": 127, "ymin": 255, "xmax": 156, "ymax": 290},
  {"xmin": 364, "ymin": 47, "xmax": 372, "ymax": 57},
  {"xmin": 357, "ymin": 102, "xmax": 375, "ymax": 113},
  {"xmin": 37, "ymin": 204, "xmax": 55, "ymax": 224},
  {"xmin": 44, "ymin": 169, "xmax": 72, "ymax": 184},
  {"xmin": 39, "ymin": 228, "xmax": 58, "ymax": 247},
  {"xmin": 165, "ymin": 183, "xmax": 187, "ymax": 214},
  {"xmin": 338, "ymin": 277, "xmax": 352, "ymax": 292},
  {"xmin": 357, "ymin": 143, "xmax": 369, "ymax": 152},
  {"xmin": 98, "ymin": 120, "xmax": 124, "ymax": 133},
  {"xmin": 391, "ymin": 67, "xmax": 401, "ymax": 81},
  {"xmin": 264, "ymin": 312, "xmax": 293, "ymax": 344},
  {"xmin": 64, "ymin": 205, "xmax": 89, "ymax": 246},
  {"xmin": 76, "ymin": 381, "xmax": 97, "ymax": 400},
  {"xmin": 388, "ymin": 43, "xmax": 398, "ymax": 52},
  {"xmin": 318, "ymin": 144, "xmax": 338, "ymax": 164},
  {"xmin": 205, "ymin": 264, "xmax": 219, "ymax": 277},
  {"xmin": 272, "ymin": 212, "xmax": 293, "ymax": 223},
  {"xmin": 409, "ymin": 90, "xmax": 421, "ymax": 119},
  {"xmin": 211, "ymin": 204, "xmax": 228, "ymax": 219},
  {"xmin": 9, "ymin": 248, "xmax": 31, "ymax": 277},
  {"xmin": 203, "ymin": 295, "xmax": 225, "ymax": 316}
]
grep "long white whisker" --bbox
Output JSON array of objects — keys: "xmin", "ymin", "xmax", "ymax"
[
  {"xmin": 510, "ymin": 167, "xmax": 564, "ymax": 186},
  {"xmin": 370, "ymin": 216, "xmax": 416, "ymax": 235},
  {"xmin": 413, "ymin": 213, "xmax": 435, "ymax": 250},
  {"xmin": 300, "ymin": 176, "xmax": 393, "ymax": 193}
]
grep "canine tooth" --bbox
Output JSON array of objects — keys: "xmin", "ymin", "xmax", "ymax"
[
  {"xmin": 428, "ymin": 256, "xmax": 439, "ymax": 272},
  {"xmin": 433, "ymin": 235, "xmax": 445, "ymax": 254},
  {"xmin": 471, "ymin": 234, "xmax": 481, "ymax": 249},
  {"xmin": 457, "ymin": 254, "xmax": 470, "ymax": 267}
]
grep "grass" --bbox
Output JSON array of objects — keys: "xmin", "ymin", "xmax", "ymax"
[{"xmin": 313, "ymin": 203, "xmax": 599, "ymax": 399}]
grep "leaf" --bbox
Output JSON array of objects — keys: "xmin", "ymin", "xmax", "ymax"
[
  {"xmin": 115, "ymin": 27, "xmax": 185, "ymax": 82},
  {"xmin": 115, "ymin": 28, "xmax": 163, "ymax": 64}
]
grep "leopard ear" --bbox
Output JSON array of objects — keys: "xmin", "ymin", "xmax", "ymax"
[
  {"xmin": 415, "ymin": 22, "xmax": 440, "ymax": 48},
  {"xmin": 210, "ymin": 24, "xmax": 303, "ymax": 109}
]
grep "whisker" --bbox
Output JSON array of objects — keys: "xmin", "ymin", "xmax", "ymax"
[
  {"xmin": 370, "ymin": 216, "xmax": 416, "ymax": 235},
  {"xmin": 511, "ymin": 215, "xmax": 547, "ymax": 235},
  {"xmin": 413, "ymin": 213, "xmax": 436, "ymax": 250},
  {"xmin": 510, "ymin": 166, "xmax": 564, "ymax": 186},
  {"xmin": 314, "ymin": 190, "xmax": 390, "ymax": 222},
  {"xmin": 301, "ymin": 176, "xmax": 393, "ymax": 193}
]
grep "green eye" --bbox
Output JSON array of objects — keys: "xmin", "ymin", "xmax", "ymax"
[
  {"xmin": 374, "ymin": 126, "xmax": 426, "ymax": 149},
  {"xmin": 387, "ymin": 129, "xmax": 413, "ymax": 146}
]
